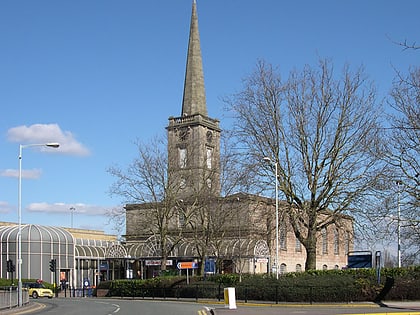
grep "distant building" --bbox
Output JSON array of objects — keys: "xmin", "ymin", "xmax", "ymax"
[
  {"xmin": 125, "ymin": 1, "xmax": 353, "ymax": 278},
  {"xmin": 0, "ymin": 222, "xmax": 123, "ymax": 287}
]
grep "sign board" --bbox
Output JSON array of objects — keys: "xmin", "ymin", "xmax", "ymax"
[
  {"xmin": 145, "ymin": 260, "xmax": 173, "ymax": 266},
  {"xmin": 177, "ymin": 262, "xmax": 198, "ymax": 269},
  {"xmin": 204, "ymin": 259, "xmax": 215, "ymax": 274},
  {"xmin": 348, "ymin": 251, "xmax": 372, "ymax": 268},
  {"xmin": 100, "ymin": 261, "xmax": 109, "ymax": 271},
  {"xmin": 256, "ymin": 258, "xmax": 268, "ymax": 264}
]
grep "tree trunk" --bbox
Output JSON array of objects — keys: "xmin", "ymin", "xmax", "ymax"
[{"xmin": 305, "ymin": 231, "xmax": 317, "ymax": 270}]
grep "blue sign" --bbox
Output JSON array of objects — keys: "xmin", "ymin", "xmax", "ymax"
[
  {"xmin": 348, "ymin": 253, "xmax": 372, "ymax": 268},
  {"xmin": 204, "ymin": 259, "xmax": 215, "ymax": 274}
]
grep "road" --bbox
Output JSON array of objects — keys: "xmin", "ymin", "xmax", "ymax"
[
  {"xmin": 7, "ymin": 298, "xmax": 213, "ymax": 315},
  {"xmin": 5, "ymin": 298, "xmax": 420, "ymax": 315}
]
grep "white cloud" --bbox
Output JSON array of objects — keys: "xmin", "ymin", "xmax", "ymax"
[
  {"xmin": 7, "ymin": 123, "xmax": 90, "ymax": 156},
  {"xmin": 26, "ymin": 202, "xmax": 110, "ymax": 216},
  {"xmin": 0, "ymin": 168, "xmax": 42, "ymax": 179},
  {"xmin": 0, "ymin": 201, "xmax": 14, "ymax": 214}
]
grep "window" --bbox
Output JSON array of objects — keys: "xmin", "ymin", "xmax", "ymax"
[
  {"xmin": 296, "ymin": 264, "xmax": 302, "ymax": 272},
  {"xmin": 334, "ymin": 229, "xmax": 339, "ymax": 255},
  {"xmin": 206, "ymin": 147, "xmax": 213, "ymax": 169},
  {"xmin": 179, "ymin": 148, "xmax": 187, "ymax": 168},
  {"xmin": 322, "ymin": 264, "xmax": 328, "ymax": 270},
  {"xmin": 322, "ymin": 228, "xmax": 328, "ymax": 254},
  {"xmin": 280, "ymin": 221, "xmax": 287, "ymax": 250},
  {"xmin": 280, "ymin": 263, "xmax": 287, "ymax": 274},
  {"xmin": 295, "ymin": 236, "xmax": 301, "ymax": 252}
]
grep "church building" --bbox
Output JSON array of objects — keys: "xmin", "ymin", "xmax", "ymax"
[{"xmin": 124, "ymin": 1, "xmax": 353, "ymax": 278}]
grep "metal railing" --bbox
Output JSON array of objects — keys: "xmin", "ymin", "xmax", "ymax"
[{"xmin": 0, "ymin": 286, "xmax": 29, "ymax": 310}]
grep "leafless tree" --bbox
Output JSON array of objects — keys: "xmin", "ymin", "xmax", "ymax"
[
  {"xmin": 388, "ymin": 35, "xmax": 420, "ymax": 51},
  {"xmin": 107, "ymin": 133, "xmax": 248, "ymax": 274},
  {"xmin": 107, "ymin": 136, "xmax": 185, "ymax": 271},
  {"xmin": 384, "ymin": 66, "xmax": 420, "ymax": 264},
  {"xmin": 226, "ymin": 59, "xmax": 384, "ymax": 270}
]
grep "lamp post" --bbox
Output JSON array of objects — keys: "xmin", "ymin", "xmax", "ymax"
[
  {"xmin": 70, "ymin": 207, "xmax": 76, "ymax": 228},
  {"xmin": 18, "ymin": 142, "xmax": 59, "ymax": 307},
  {"xmin": 396, "ymin": 180, "xmax": 402, "ymax": 268},
  {"xmin": 263, "ymin": 157, "xmax": 279, "ymax": 279}
]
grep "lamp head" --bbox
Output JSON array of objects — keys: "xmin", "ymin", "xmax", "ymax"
[{"xmin": 46, "ymin": 143, "xmax": 60, "ymax": 148}]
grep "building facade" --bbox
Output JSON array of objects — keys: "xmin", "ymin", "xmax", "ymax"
[{"xmin": 0, "ymin": 222, "xmax": 125, "ymax": 287}]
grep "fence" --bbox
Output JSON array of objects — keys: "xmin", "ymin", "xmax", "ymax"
[
  {"xmin": 0, "ymin": 286, "xmax": 30, "ymax": 310},
  {"xmin": 106, "ymin": 283, "xmax": 360, "ymax": 304}
]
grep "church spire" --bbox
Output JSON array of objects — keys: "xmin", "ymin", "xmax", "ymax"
[{"xmin": 181, "ymin": 0, "xmax": 207, "ymax": 117}]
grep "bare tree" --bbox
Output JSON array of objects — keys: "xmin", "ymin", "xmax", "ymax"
[
  {"xmin": 384, "ymin": 66, "xmax": 420, "ymax": 264},
  {"xmin": 107, "ymin": 133, "xmax": 249, "ymax": 274},
  {"xmin": 107, "ymin": 136, "xmax": 185, "ymax": 271},
  {"xmin": 226, "ymin": 59, "xmax": 383, "ymax": 270}
]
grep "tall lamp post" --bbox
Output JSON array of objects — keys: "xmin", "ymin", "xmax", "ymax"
[
  {"xmin": 70, "ymin": 207, "xmax": 76, "ymax": 228},
  {"xmin": 18, "ymin": 142, "xmax": 59, "ymax": 306},
  {"xmin": 263, "ymin": 157, "xmax": 279, "ymax": 279},
  {"xmin": 396, "ymin": 180, "xmax": 402, "ymax": 268}
]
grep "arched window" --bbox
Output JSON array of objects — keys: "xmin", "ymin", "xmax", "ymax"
[
  {"xmin": 179, "ymin": 148, "xmax": 187, "ymax": 168},
  {"xmin": 280, "ymin": 263, "xmax": 287, "ymax": 274},
  {"xmin": 295, "ymin": 236, "xmax": 301, "ymax": 252},
  {"xmin": 280, "ymin": 221, "xmax": 287, "ymax": 250},
  {"xmin": 206, "ymin": 147, "xmax": 213, "ymax": 169},
  {"xmin": 322, "ymin": 228, "xmax": 328, "ymax": 254},
  {"xmin": 322, "ymin": 264, "xmax": 328, "ymax": 270},
  {"xmin": 296, "ymin": 264, "xmax": 302, "ymax": 272},
  {"xmin": 334, "ymin": 228, "xmax": 339, "ymax": 255}
]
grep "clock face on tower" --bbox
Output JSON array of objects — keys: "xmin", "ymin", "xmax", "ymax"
[{"xmin": 179, "ymin": 128, "xmax": 189, "ymax": 141}]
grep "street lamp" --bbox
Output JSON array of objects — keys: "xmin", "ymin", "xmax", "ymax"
[
  {"xmin": 18, "ymin": 142, "xmax": 59, "ymax": 306},
  {"xmin": 263, "ymin": 156, "xmax": 279, "ymax": 279},
  {"xmin": 70, "ymin": 207, "xmax": 76, "ymax": 228},
  {"xmin": 396, "ymin": 180, "xmax": 402, "ymax": 268}
]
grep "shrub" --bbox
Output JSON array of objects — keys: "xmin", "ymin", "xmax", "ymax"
[{"xmin": 70, "ymin": 267, "xmax": 420, "ymax": 302}]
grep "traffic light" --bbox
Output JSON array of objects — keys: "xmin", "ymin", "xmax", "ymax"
[
  {"xmin": 6, "ymin": 259, "xmax": 12, "ymax": 272},
  {"xmin": 49, "ymin": 259, "xmax": 56, "ymax": 272}
]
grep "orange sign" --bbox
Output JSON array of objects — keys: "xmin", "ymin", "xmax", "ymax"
[{"xmin": 177, "ymin": 262, "xmax": 198, "ymax": 269}]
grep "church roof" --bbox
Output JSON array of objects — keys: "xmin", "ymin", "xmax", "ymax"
[{"xmin": 181, "ymin": 0, "xmax": 207, "ymax": 117}]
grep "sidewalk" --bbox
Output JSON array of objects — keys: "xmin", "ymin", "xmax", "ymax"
[
  {"xmin": 0, "ymin": 301, "xmax": 45, "ymax": 315},
  {"xmin": 210, "ymin": 301, "xmax": 420, "ymax": 315}
]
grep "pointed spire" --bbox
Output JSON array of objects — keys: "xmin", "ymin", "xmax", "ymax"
[{"xmin": 181, "ymin": 0, "xmax": 207, "ymax": 117}]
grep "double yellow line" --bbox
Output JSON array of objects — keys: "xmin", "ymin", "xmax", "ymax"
[{"xmin": 340, "ymin": 312, "xmax": 420, "ymax": 315}]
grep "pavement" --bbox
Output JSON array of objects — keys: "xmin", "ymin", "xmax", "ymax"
[
  {"xmin": 209, "ymin": 301, "xmax": 420, "ymax": 315},
  {"xmin": 0, "ymin": 301, "xmax": 45, "ymax": 315}
]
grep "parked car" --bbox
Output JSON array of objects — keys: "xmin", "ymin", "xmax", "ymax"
[{"xmin": 23, "ymin": 282, "xmax": 53, "ymax": 299}]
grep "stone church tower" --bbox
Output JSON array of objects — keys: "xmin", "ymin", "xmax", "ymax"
[{"xmin": 167, "ymin": 0, "xmax": 221, "ymax": 199}]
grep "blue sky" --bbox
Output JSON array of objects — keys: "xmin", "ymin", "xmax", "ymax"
[{"xmin": 0, "ymin": 0, "xmax": 418, "ymax": 235}]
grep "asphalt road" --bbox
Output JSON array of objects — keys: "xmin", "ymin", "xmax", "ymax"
[
  {"xmin": 4, "ymin": 298, "xmax": 420, "ymax": 315},
  {"xmin": 5, "ymin": 298, "xmax": 213, "ymax": 315}
]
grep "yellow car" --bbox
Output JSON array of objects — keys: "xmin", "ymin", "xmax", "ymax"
[{"xmin": 23, "ymin": 282, "xmax": 54, "ymax": 299}]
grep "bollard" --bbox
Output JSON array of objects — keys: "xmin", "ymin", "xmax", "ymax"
[{"xmin": 223, "ymin": 287, "xmax": 237, "ymax": 310}]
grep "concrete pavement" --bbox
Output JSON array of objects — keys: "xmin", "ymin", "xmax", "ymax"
[{"xmin": 210, "ymin": 301, "xmax": 420, "ymax": 315}]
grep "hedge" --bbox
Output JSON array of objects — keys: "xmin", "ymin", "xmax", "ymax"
[{"xmin": 96, "ymin": 267, "xmax": 420, "ymax": 302}]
